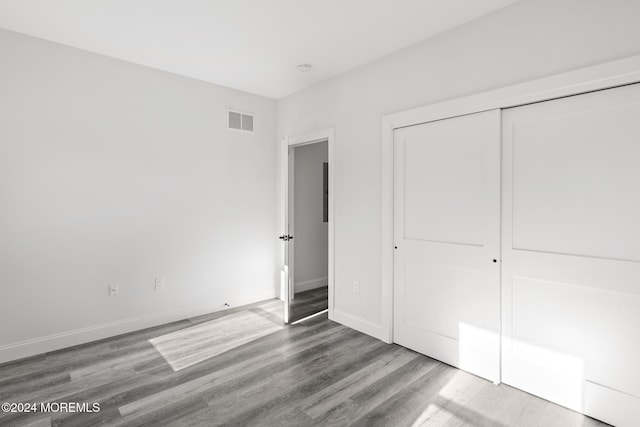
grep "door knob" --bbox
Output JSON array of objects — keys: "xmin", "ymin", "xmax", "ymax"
[{"xmin": 278, "ymin": 235, "xmax": 293, "ymax": 241}]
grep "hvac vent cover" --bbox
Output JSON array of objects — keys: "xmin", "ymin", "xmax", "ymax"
[{"xmin": 228, "ymin": 110, "xmax": 254, "ymax": 133}]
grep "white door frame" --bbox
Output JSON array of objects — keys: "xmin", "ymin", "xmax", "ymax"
[
  {"xmin": 281, "ymin": 128, "xmax": 335, "ymax": 323},
  {"xmin": 380, "ymin": 54, "xmax": 640, "ymax": 343}
]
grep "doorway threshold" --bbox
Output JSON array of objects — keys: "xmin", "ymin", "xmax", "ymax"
[{"xmin": 291, "ymin": 309, "xmax": 329, "ymax": 325}]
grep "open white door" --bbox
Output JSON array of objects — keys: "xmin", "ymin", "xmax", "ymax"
[
  {"xmin": 281, "ymin": 130, "xmax": 335, "ymax": 325},
  {"xmin": 280, "ymin": 139, "xmax": 292, "ymax": 323},
  {"xmin": 393, "ymin": 109, "xmax": 501, "ymax": 383}
]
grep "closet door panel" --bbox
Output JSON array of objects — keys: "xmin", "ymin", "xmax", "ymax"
[
  {"xmin": 502, "ymin": 83, "xmax": 640, "ymax": 427},
  {"xmin": 394, "ymin": 110, "xmax": 501, "ymax": 382}
]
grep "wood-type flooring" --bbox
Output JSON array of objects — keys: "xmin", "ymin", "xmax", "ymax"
[
  {"xmin": 289, "ymin": 287, "xmax": 328, "ymax": 323},
  {"xmin": 0, "ymin": 298, "xmax": 608, "ymax": 426}
]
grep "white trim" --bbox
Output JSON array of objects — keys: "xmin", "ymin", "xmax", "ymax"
[
  {"xmin": 287, "ymin": 129, "xmax": 334, "ymax": 147},
  {"xmin": 332, "ymin": 309, "xmax": 385, "ymax": 341},
  {"xmin": 288, "ymin": 147, "xmax": 296, "ymax": 302},
  {"xmin": 384, "ymin": 55, "xmax": 640, "ymax": 129},
  {"xmin": 295, "ymin": 277, "xmax": 328, "ymax": 293},
  {"xmin": 0, "ymin": 292, "xmax": 276, "ymax": 364},
  {"xmin": 381, "ymin": 118, "xmax": 395, "ymax": 344},
  {"xmin": 381, "ymin": 54, "xmax": 640, "ymax": 343},
  {"xmin": 280, "ymin": 136, "xmax": 290, "ymax": 323},
  {"xmin": 281, "ymin": 128, "xmax": 335, "ymax": 323}
]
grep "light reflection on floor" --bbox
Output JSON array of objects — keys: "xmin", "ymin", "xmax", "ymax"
[{"xmin": 149, "ymin": 309, "xmax": 284, "ymax": 371}]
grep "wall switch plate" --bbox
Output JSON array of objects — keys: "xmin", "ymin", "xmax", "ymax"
[
  {"xmin": 353, "ymin": 281, "xmax": 359, "ymax": 294},
  {"xmin": 155, "ymin": 277, "xmax": 164, "ymax": 290},
  {"xmin": 109, "ymin": 284, "xmax": 119, "ymax": 297}
]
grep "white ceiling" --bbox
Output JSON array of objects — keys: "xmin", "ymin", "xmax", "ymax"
[{"xmin": 0, "ymin": 0, "xmax": 520, "ymax": 99}]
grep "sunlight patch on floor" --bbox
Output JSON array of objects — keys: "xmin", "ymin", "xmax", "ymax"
[
  {"xmin": 411, "ymin": 402, "xmax": 444, "ymax": 426},
  {"xmin": 149, "ymin": 310, "xmax": 284, "ymax": 371},
  {"xmin": 410, "ymin": 370, "xmax": 486, "ymax": 426}
]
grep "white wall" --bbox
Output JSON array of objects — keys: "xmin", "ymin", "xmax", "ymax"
[
  {"xmin": 276, "ymin": 0, "xmax": 640, "ymax": 338},
  {"xmin": 0, "ymin": 29, "xmax": 278, "ymax": 362},
  {"xmin": 292, "ymin": 141, "xmax": 328, "ymax": 292}
]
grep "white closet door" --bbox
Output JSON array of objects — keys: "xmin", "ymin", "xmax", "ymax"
[
  {"xmin": 502, "ymin": 83, "xmax": 640, "ymax": 427},
  {"xmin": 393, "ymin": 110, "xmax": 501, "ymax": 382}
]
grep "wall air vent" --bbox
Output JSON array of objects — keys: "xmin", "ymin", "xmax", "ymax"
[{"xmin": 228, "ymin": 110, "xmax": 254, "ymax": 133}]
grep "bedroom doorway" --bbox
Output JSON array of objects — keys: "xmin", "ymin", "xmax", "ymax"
[{"xmin": 280, "ymin": 130, "xmax": 334, "ymax": 324}]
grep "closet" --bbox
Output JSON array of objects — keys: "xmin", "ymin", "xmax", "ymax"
[
  {"xmin": 393, "ymin": 110, "xmax": 501, "ymax": 383},
  {"xmin": 392, "ymin": 83, "xmax": 640, "ymax": 427}
]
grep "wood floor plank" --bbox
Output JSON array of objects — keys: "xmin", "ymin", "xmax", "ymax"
[
  {"xmin": 290, "ymin": 287, "xmax": 328, "ymax": 323},
  {"xmin": 301, "ymin": 347, "xmax": 418, "ymax": 418},
  {"xmin": 68, "ymin": 317, "xmax": 339, "ymax": 422},
  {"xmin": 408, "ymin": 370, "xmax": 490, "ymax": 426},
  {"xmin": 179, "ymin": 330, "xmax": 376, "ymax": 424},
  {"xmin": 214, "ymin": 339, "xmax": 390, "ymax": 427},
  {"xmin": 148, "ymin": 310, "xmax": 284, "ymax": 371},
  {"xmin": 350, "ymin": 363, "xmax": 459, "ymax": 427},
  {"xmin": 0, "ymin": 370, "xmax": 71, "ymax": 401},
  {"xmin": 114, "ymin": 323, "xmax": 353, "ymax": 424},
  {"xmin": 52, "ymin": 407, "xmax": 122, "ymax": 427},
  {"xmin": 309, "ymin": 356, "xmax": 446, "ymax": 426},
  {"xmin": 445, "ymin": 380, "xmax": 541, "ymax": 427},
  {"xmin": 21, "ymin": 416, "xmax": 52, "ymax": 427},
  {"xmin": 0, "ymin": 298, "xmax": 610, "ymax": 427}
]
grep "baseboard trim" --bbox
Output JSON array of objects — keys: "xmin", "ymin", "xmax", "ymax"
[
  {"xmin": 295, "ymin": 276, "xmax": 328, "ymax": 293},
  {"xmin": 0, "ymin": 292, "xmax": 276, "ymax": 365},
  {"xmin": 332, "ymin": 309, "xmax": 384, "ymax": 341},
  {"xmin": 584, "ymin": 380, "xmax": 640, "ymax": 427}
]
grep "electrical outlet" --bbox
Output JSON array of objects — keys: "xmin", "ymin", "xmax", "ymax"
[
  {"xmin": 108, "ymin": 283, "xmax": 119, "ymax": 297},
  {"xmin": 155, "ymin": 277, "xmax": 164, "ymax": 290},
  {"xmin": 353, "ymin": 281, "xmax": 359, "ymax": 294}
]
